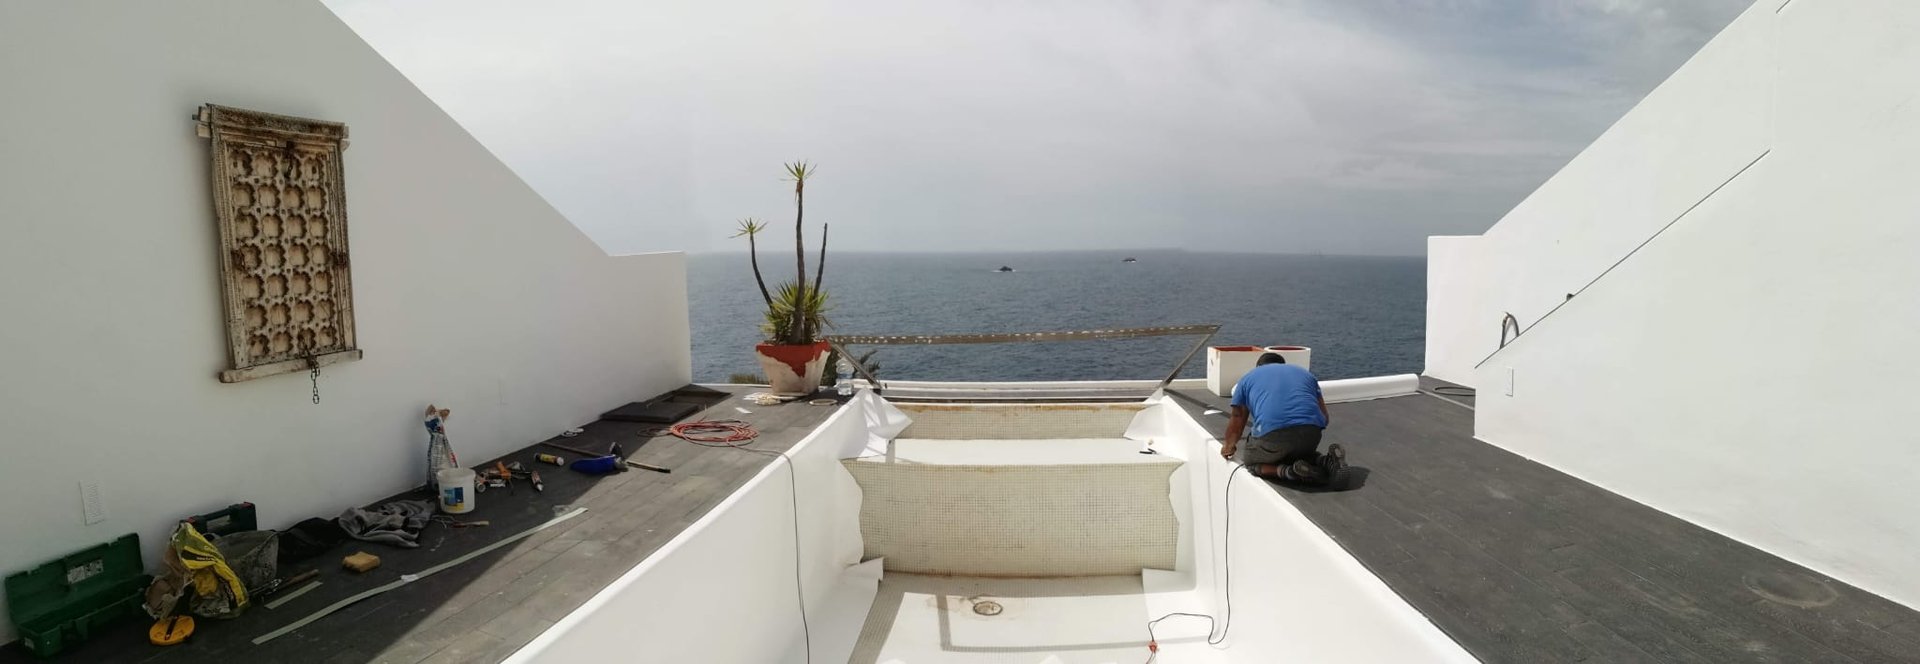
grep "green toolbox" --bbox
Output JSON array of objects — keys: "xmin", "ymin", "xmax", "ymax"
[{"xmin": 5, "ymin": 534, "xmax": 150, "ymax": 658}]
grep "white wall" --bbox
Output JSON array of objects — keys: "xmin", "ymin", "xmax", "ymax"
[
  {"xmin": 1425, "ymin": 1, "xmax": 1773, "ymax": 380},
  {"xmin": 1128, "ymin": 400, "xmax": 1472, "ymax": 663},
  {"xmin": 0, "ymin": 0, "xmax": 690, "ymax": 641},
  {"xmin": 1430, "ymin": 0, "xmax": 1920, "ymax": 608},
  {"xmin": 1423, "ymin": 236, "xmax": 1485, "ymax": 386},
  {"xmin": 510, "ymin": 401, "xmax": 877, "ymax": 664}
]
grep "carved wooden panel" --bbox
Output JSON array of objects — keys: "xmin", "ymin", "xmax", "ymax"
[{"xmin": 197, "ymin": 105, "xmax": 361, "ymax": 383}]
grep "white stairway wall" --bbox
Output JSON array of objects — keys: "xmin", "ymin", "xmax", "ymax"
[
  {"xmin": 1424, "ymin": 1, "xmax": 1774, "ymax": 385},
  {"xmin": 1430, "ymin": 0, "xmax": 1920, "ymax": 608},
  {"xmin": 0, "ymin": 0, "xmax": 690, "ymax": 642}
]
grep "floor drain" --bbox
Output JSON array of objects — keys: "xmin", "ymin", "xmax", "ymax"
[{"xmin": 972, "ymin": 600, "xmax": 1003, "ymax": 616}]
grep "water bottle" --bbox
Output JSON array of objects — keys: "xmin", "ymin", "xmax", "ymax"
[{"xmin": 836, "ymin": 358, "xmax": 855, "ymax": 396}]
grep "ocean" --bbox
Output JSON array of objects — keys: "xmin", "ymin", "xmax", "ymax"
[{"xmin": 688, "ymin": 251, "xmax": 1426, "ymax": 383}]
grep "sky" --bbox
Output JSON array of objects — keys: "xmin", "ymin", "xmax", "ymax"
[{"xmin": 323, "ymin": 0, "xmax": 1753, "ymax": 256}]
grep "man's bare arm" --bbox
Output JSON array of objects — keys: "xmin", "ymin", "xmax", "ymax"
[
  {"xmin": 1222, "ymin": 405, "xmax": 1249, "ymax": 459},
  {"xmin": 1317, "ymin": 395, "xmax": 1330, "ymax": 425}
]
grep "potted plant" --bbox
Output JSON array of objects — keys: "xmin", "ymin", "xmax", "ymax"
[{"xmin": 734, "ymin": 162, "xmax": 833, "ymax": 394}]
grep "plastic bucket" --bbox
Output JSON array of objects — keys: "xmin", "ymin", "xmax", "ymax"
[{"xmin": 437, "ymin": 468, "xmax": 475, "ymax": 514}]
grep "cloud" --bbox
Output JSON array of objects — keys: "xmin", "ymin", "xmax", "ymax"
[{"xmin": 323, "ymin": 0, "xmax": 1751, "ymax": 255}]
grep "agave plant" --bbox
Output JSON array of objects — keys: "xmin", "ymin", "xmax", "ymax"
[
  {"xmin": 761, "ymin": 281, "xmax": 830, "ymax": 343},
  {"xmin": 735, "ymin": 162, "xmax": 830, "ymax": 345}
]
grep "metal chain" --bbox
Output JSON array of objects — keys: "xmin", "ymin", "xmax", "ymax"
[{"xmin": 309, "ymin": 365, "xmax": 321, "ymax": 404}]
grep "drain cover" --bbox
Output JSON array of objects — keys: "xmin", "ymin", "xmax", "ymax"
[{"xmin": 972, "ymin": 600, "xmax": 1003, "ymax": 616}]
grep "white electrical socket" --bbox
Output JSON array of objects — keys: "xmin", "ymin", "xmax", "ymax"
[
  {"xmin": 79, "ymin": 480, "xmax": 107, "ymax": 525},
  {"xmin": 1505, "ymin": 367, "xmax": 1516, "ymax": 397}
]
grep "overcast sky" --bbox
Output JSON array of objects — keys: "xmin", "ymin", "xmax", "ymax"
[{"xmin": 323, "ymin": 0, "xmax": 1752, "ymax": 256}]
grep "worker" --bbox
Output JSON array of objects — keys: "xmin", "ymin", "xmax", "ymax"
[{"xmin": 1219, "ymin": 353, "xmax": 1349, "ymax": 487}]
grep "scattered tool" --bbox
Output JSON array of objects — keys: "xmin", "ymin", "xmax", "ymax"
[
  {"xmin": 149, "ymin": 615, "xmax": 194, "ymax": 646},
  {"xmin": 536, "ymin": 453, "xmax": 565, "ymax": 465},
  {"xmin": 497, "ymin": 461, "xmax": 513, "ymax": 494},
  {"xmin": 531, "ymin": 471, "xmax": 544, "ymax": 493},
  {"xmin": 545, "ymin": 440, "xmax": 672, "ymax": 474},
  {"xmin": 256, "ymin": 569, "xmax": 319, "ymax": 599},
  {"xmin": 253, "ymin": 508, "xmax": 589, "ymax": 646},
  {"xmin": 342, "ymin": 552, "xmax": 381, "ymax": 573}
]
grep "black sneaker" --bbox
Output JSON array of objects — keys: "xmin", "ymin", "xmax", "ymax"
[
  {"xmin": 1319, "ymin": 443, "xmax": 1351, "ymax": 489},
  {"xmin": 1287, "ymin": 460, "xmax": 1325, "ymax": 483}
]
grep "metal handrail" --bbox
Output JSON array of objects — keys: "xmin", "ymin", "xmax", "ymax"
[{"xmin": 824, "ymin": 324, "xmax": 1221, "ymax": 396}]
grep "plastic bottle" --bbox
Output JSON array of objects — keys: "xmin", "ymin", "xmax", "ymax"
[{"xmin": 836, "ymin": 358, "xmax": 855, "ymax": 396}]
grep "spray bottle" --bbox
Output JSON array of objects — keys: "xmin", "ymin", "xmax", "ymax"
[{"xmin": 425, "ymin": 405, "xmax": 459, "ymax": 490}]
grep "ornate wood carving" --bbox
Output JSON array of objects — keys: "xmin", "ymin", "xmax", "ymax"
[{"xmin": 197, "ymin": 105, "xmax": 361, "ymax": 383}]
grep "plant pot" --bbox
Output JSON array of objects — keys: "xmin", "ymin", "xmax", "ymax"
[{"xmin": 755, "ymin": 341, "xmax": 832, "ymax": 395}]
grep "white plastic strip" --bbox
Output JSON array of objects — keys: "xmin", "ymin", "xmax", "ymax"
[
  {"xmin": 1320, "ymin": 374, "xmax": 1421, "ymax": 403},
  {"xmin": 262, "ymin": 581, "xmax": 321, "ymax": 609},
  {"xmin": 252, "ymin": 507, "xmax": 588, "ymax": 644}
]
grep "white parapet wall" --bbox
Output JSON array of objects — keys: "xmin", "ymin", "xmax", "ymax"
[
  {"xmin": 508, "ymin": 399, "xmax": 883, "ymax": 664},
  {"xmin": 0, "ymin": 0, "xmax": 691, "ymax": 643},
  {"xmin": 1426, "ymin": 0, "xmax": 1920, "ymax": 609},
  {"xmin": 1125, "ymin": 396, "xmax": 1474, "ymax": 663}
]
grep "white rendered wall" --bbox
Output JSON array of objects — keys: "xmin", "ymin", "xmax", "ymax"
[
  {"xmin": 1127, "ymin": 400, "xmax": 1472, "ymax": 663},
  {"xmin": 1423, "ymin": 236, "xmax": 1485, "ymax": 386},
  {"xmin": 0, "ymin": 0, "xmax": 690, "ymax": 642},
  {"xmin": 1430, "ymin": 0, "xmax": 1920, "ymax": 608},
  {"xmin": 1425, "ymin": 1, "xmax": 1773, "ymax": 382},
  {"xmin": 510, "ymin": 399, "xmax": 879, "ymax": 664}
]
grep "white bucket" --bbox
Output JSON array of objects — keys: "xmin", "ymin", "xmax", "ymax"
[{"xmin": 437, "ymin": 468, "xmax": 476, "ymax": 514}]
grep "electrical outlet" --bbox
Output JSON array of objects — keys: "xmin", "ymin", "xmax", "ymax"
[
  {"xmin": 1504, "ymin": 367, "xmax": 1516, "ymax": 397},
  {"xmin": 79, "ymin": 480, "xmax": 106, "ymax": 525}
]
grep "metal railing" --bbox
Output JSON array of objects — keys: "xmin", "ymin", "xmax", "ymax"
[{"xmin": 824, "ymin": 324, "xmax": 1220, "ymax": 398}]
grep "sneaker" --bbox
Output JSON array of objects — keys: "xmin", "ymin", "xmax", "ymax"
[
  {"xmin": 1319, "ymin": 443, "xmax": 1351, "ymax": 489},
  {"xmin": 1286, "ymin": 460, "xmax": 1325, "ymax": 483}
]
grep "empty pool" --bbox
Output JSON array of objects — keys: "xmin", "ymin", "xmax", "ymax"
[{"xmin": 506, "ymin": 386, "xmax": 1470, "ymax": 663}]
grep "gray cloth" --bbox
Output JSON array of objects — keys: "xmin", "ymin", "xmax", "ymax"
[
  {"xmin": 337, "ymin": 499, "xmax": 435, "ymax": 548},
  {"xmin": 1236, "ymin": 425, "xmax": 1323, "ymax": 467}
]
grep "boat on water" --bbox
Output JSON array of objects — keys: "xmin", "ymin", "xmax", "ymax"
[
  {"xmin": 1122, "ymin": 257, "xmax": 1138, "ymax": 263},
  {"xmin": 995, "ymin": 265, "xmax": 1014, "ymax": 272}
]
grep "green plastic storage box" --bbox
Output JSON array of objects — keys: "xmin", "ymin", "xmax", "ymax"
[{"xmin": 4, "ymin": 534, "xmax": 150, "ymax": 658}]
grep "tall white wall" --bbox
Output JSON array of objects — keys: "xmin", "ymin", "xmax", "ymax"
[
  {"xmin": 0, "ymin": 0, "xmax": 690, "ymax": 641},
  {"xmin": 1428, "ymin": 0, "xmax": 1920, "ymax": 608}
]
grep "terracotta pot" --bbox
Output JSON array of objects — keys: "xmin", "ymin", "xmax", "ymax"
[{"xmin": 755, "ymin": 341, "xmax": 832, "ymax": 395}]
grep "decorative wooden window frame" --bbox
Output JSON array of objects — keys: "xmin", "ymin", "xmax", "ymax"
[{"xmin": 196, "ymin": 104, "xmax": 362, "ymax": 383}]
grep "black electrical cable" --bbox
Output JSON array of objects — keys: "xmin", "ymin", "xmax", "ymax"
[
  {"xmin": 1431, "ymin": 385, "xmax": 1477, "ymax": 398},
  {"xmin": 1143, "ymin": 460, "xmax": 1246, "ymax": 662}
]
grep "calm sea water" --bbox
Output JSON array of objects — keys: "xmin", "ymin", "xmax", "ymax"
[{"xmin": 688, "ymin": 251, "xmax": 1425, "ymax": 383}]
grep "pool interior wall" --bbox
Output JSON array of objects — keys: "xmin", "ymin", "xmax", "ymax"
[{"xmin": 507, "ymin": 386, "xmax": 1469, "ymax": 663}]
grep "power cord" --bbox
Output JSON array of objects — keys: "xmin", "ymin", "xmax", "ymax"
[
  {"xmin": 1143, "ymin": 459, "xmax": 1246, "ymax": 662},
  {"xmin": 658, "ymin": 420, "xmax": 814, "ymax": 664}
]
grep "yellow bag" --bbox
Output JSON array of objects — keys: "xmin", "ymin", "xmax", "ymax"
[{"xmin": 145, "ymin": 523, "xmax": 249, "ymax": 619}]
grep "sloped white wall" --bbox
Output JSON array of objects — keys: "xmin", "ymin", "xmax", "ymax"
[
  {"xmin": 1426, "ymin": 2, "xmax": 1773, "ymax": 383},
  {"xmin": 0, "ymin": 0, "xmax": 690, "ymax": 642},
  {"xmin": 1431, "ymin": 0, "xmax": 1920, "ymax": 608}
]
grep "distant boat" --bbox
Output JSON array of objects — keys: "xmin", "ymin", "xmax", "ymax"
[
  {"xmin": 1122, "ymin": 257, "xmax": 1138, "ymax": 263},
  {"xmin": 996, "ymin": 266, "xmax": 1015, "ymax": 273}
]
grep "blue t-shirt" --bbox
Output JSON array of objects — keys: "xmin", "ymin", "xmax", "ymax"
[{"xmin": 1230, "ymin": 364, "xmax": 1327, "ymax": 436}]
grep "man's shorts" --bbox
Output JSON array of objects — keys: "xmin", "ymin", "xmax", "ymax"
[{"xmin": 1236, "ymin": 425, "xmax": 1324, "ymax": 466}]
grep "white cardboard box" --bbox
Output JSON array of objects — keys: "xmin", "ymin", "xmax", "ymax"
[{"xmin": 1207, "ymin": 345, "xmax": 1314, "ymax": 397}]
